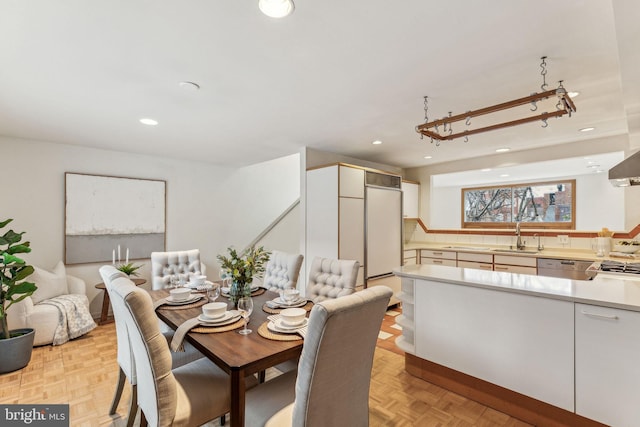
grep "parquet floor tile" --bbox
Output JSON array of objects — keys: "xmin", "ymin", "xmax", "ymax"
[{"xmin": 0, "ymin": 307, "xmax": 531, "ymax": 426}]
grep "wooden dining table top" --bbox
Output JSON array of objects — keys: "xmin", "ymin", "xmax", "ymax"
[{"xmin": 149, "ymin": 288, "xmax": 304, "ymax": 377}]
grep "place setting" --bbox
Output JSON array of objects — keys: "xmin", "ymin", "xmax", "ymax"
[
  {"xmin": 259, "ymin": 308, "xmax": 308, "ymax": 341},
  {"xmin": 263, "ymin": 287, "xmax": 313, "ymax": 314},
  {"xmin": 153, "ymin": 287, "xmax": 207, "ymax": 311},
  {"xmin": 170, "ymin": 301, "xmax": 245, "ymax": 352}
]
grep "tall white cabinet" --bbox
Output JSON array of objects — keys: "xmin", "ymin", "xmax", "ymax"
[
  {"xmin": 306, "ymin": 163, "xmax": 403, "ymax": 296},
  {"xmin": 306, "ymin": 164, "xmax": 366, "ymax": 288}
]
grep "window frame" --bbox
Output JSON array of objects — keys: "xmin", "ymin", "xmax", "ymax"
[{"xmin": 461, "ymin": 179, "xmax": 576, "ymax": 230}]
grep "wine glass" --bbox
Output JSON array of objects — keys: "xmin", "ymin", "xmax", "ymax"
[
  {"xmin": 169, "ymin": 274, "xmax": 180, "ymax": 289},
  {"xmin": 237, "ymin": 296, "xmax": 254, "ymax": 335},
  {"xmin": 220, "ymin": 269, "xmax": 231, "ymax": 290},
  {"xmin": 207, "ymin": 283, "xmax": 221, "ymax": 302},
  {"xmin": 283, "ymin": 285, "xmax": 299, "ymax": 305}
]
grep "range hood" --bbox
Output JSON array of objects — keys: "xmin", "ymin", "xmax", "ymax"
[{"xmin": 609, "ymin": 150, "xmax": 640, "ymax": 187}]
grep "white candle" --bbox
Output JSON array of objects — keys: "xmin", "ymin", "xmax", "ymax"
[
  {"xmin": 118, "ymin": 245, "xmax": 121, "ymax": 262},
  {"xmin": 126, "ymin": 248, "xmax": 129, "ymax": 264},
  {"xmin": 112, "ymin": 250, "xmax": 115, "ymax": 265}
]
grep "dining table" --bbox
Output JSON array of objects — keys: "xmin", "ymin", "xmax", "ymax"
[{"xmin": 149, "ymin": 288, "xmax": 304, "ymax": 427}]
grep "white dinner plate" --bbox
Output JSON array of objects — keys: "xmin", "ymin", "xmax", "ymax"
[
  {"xmin": 198, "ymin": 310, "xmax": 241, "ymax": 326},
  {"xmin": 267, "ymin": 320, "xmax": 306, "ymax": 334},
  {"xmin": 187, "ymin": 280, "xmax": 214, "ymax": 289},
  {"xmin": 272, "ymin": 297, "xmax": 307, "ymax": 308},
  {"xmin": 275, "ymin": 317, "xmax": 308, "ymax": 330},
  {"xmin": 165, "ymin": 295, "xmax": 202, "ymax": 305}
]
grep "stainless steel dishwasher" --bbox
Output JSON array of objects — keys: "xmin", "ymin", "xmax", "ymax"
[{"xmin": 537, "ymin": 258, "xmax": 593, "ymax": 280}]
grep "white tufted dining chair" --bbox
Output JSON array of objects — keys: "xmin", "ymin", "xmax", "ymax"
[
  {"xmin": 261, "ymin": 250, "xmax": 303, "ymax": 293},
  {"xmin": 305, "ymin": 257, "xmax": 360, "ymax": 303},
  {"xmin": 245, "ymin": 285, "xmax": 393, "ymax": 426},
  {"xmin": 150, "ymin": 249, "xmax": 205, "ymax": 290},
  {"xmin": 99, "ymin": 265, "xmax": 204, "ymax": 427},
  {"xmin": 109, "ymin": 271, "xmax": 231, "ymax": 427}
]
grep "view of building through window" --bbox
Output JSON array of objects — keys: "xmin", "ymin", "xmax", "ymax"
[{"xmin": 462, "ymin": 180, "xmax": 575, "ymax": 229}]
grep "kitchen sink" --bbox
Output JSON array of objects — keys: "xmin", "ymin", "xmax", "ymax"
[{"xmin": 492, "ymin": 249, "xmax": 539, "ymax": 254}]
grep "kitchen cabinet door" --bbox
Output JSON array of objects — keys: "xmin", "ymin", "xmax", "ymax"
[
  {"xmin": 575, "ymin": 303, "xmax": 640, "ymax": 426},
  {"xmin": 493, "ymin": 264, "xmax": 537, "ymax": 275},
  {"xmin": 339, "ymin": 197, "xmax": 364, "ymax": 265},
  {"xmin": 401, "ymin": 181, "xmax": 419, "ymax": 218}
]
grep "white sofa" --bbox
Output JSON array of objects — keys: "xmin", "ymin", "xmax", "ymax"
[{"xmin": 7, "ymin": 261, "xmax": 92, "ymax": 346}]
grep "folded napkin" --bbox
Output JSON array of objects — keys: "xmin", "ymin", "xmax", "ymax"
[
  {"xmin": 267, "ymin": 314, "xmax": 307, "ymax": 338},
  {"xmin": 170, "ymin": 317, "xmax": 201, "ymax": 352},
  {"xmin": 153, "ymin": 298, "xmax": 169, "ymax": 310},
  {"xmin": 265, "ymin": 298, "xmax": 307, "ymax": 309}
]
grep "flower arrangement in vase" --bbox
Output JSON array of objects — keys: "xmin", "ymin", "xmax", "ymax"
[{"xmin": 217, "ymin": 245, "xmax": 270, "ymax": 306}]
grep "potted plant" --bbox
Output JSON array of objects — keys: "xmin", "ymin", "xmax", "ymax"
[
  {"xmin": 116, "ymin": 262, "xmax": 142, "ymax": 277},
  {"xmin": 0, "ymin": 218, "xmax": 37, "ymax": 373},
  {"xmin": 217, "ymin": 245, "xmax": 270, "ymax": 306}
]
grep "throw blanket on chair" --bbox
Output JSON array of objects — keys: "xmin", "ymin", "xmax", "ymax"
[{"xmin": 39, "ymin": 294, "xmax": 97, "ymax": 345}]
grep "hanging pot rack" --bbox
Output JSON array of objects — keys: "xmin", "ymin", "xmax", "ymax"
[{"xmin": 416, "ymin": 57, "xmax": 577, "ymax": 144}]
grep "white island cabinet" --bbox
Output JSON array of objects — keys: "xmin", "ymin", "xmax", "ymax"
[
  {"xmin": 415, "ymin": 278, "xmax": 574, "ymax": 411},
  {"xmin": 575, "ymin": 303, "xmax": 640, "ymax": 426},
  {"xmin": 394, "ymin": 263, "xmax": 640, "ymax": 426}
]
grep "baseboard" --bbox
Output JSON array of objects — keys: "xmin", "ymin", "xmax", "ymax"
[{"xmin": 405, "ymin": 354, "xmax": 606, "ymax": 427}]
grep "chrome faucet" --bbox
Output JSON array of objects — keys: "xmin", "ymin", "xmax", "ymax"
[
  {"xmin": 533, "ymin": 233, "xmax": 544, "ymax": 251},
  {"xmin": 515, "ymin": 222, "xmax": 525, "ymax": 250}
]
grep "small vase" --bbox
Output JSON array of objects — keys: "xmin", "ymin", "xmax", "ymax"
[{"xmin": 229, "ymin": 281, "xmax": 252, "ymax": 307}]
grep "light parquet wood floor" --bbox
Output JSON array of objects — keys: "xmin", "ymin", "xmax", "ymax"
[{"xmin": 1, "ymin": 309, "xmax": 532, "ymax": 427}]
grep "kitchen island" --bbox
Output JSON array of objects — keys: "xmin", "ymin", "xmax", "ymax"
[{"xmin": 393, "ymin": 264, "xmax": 640, "ymax": 427}]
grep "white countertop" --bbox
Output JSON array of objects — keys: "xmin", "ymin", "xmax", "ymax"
[
  {"xmin": 404, "ymin": 242, "xmax": 639, "ymax": 263},
  {"xmin": 393, "ymin": 264, "xmax": 640, "ymax": 312}
]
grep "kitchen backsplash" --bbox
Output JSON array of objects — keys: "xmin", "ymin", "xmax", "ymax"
[{"xmin": 406, "ymin": 222, "xmax": 594, "ymax": 251}]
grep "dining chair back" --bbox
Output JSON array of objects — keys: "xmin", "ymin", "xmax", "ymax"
[
  {"xmin": 150, "ymin": 249, "xmax": 204, "ymax": 290},
  {"xmin": 109, "ymin": 273, "xmax": 231, "ymax": 427},
  {"xmin": 246, "ymin": 285, "xmax": 393, "ymax": 426},
  {"xmin": 261, "ymin": 250, "xmax": 303, "ymax": 293},
  {"xmin": 100, "ymin": 265, "xmax": 205, "ymax": 425},
  {"xmin": 99, "ymin": 266, "xmax": 138, "ymax": 427},
  {"xmin": 305, "ymin": 257, "xmax": 360, "ymax": 303}
]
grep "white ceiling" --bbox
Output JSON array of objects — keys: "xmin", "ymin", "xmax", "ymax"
[{"xmin": 1, "ymin": 0, "xmax": 638, "ymax": 168}]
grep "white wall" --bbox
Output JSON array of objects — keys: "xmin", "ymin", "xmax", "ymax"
[
  {"xmin": 1, "ymin": 136, "xmax": 300, "ymax": 318},
  {"xmin": 223, "ymin": 153, "xmax": 300, "ymax": 250}
]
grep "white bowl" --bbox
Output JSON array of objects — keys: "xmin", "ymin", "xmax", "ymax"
[
  {"xmin": 191, "ymin": 275, "xmax": 206, "ymax": 286},
  {"xmin": 202, "ymin": 302, "xmax": 227, "ymax": 319},
  {"xmin": 280, "ymin": 308, "xmax": 306, "ymax": 327},
  {"xmin": 613, "ymin": 244, "xmax": 640, "ymax": 254},
  {"xmin": 169, "ymin": 287, "xmax": 192, "ymax": 301}
]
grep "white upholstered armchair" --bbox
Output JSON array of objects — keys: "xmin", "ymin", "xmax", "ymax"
[
  {"xmin": 261, "ymin": 250, "xmax": 303, "ymax": 293},
  {"xmin": 305, "ymin": 256, "xmax": 360, "ymax": 303},
  {"xmin": 150, "ymin": 249, "xmax": 205, "ymax": 290},
  {"xmin": 7, "ymin": 261, "xmax": 94, "ymax": 346}
]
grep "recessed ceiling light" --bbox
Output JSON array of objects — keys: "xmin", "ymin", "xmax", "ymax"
[
  {"xmin": 372, "ymin": 140, "xmax": 382, "ymax": 145},
  {"xmin": 500, "ymin": 173, "xmax": 509, "ymax": 178},
  {"xmin": 595, "ymin": 169, "xmax": 604, "ymax": 174},
  {"xmin": 481, "ymin": 168, "xmax": 492, "ymax": 172},
  {"xmin": 139, "ymin": 118, "xmax": 158, "ymax": 126},
  {"xmin": 580, "ymin": 127, "xmax": 595, "ymax": 132},
  {"xmin": 587, "ymin": 161, "xmax": 596, "ymax": 164},
  {"xmin": 259, "ymin": 0, "xmax": 295, "ymax": 18},
  {"xmin": 587, "ymin": 164, "xmax": 600, "ymax": 169},
  {"xmin": 423, "ymin": 155, "xmax": 432, "ymax": 159},
  {"xmin": 495, "ymin": 148, "xmax": 510, "ymax": 153},
  {"xmin": 568, "ymin": 91, "xmax": 580, "ymax": 98},
  {"xmin": 179, "ymin": 81, "xmax": 200, "ymax": 91}
]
